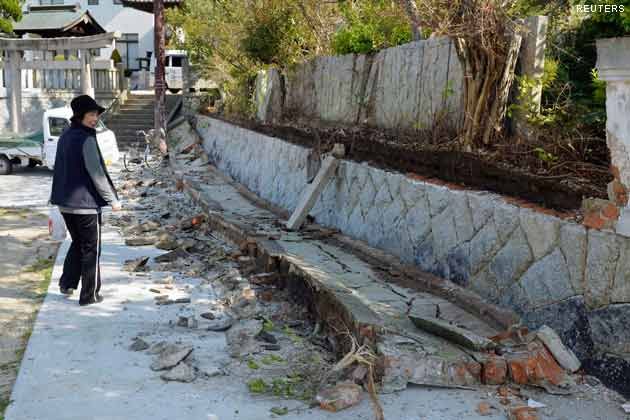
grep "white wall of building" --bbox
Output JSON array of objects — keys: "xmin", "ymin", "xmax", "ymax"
[{"xmin": 23, "ymin": 0, "xmax": 154, "ymax": 70}]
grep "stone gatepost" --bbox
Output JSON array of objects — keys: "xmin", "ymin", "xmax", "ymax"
[{"xmin": 596, "ymin": 37, "xmax": 630, "ymax": 235}]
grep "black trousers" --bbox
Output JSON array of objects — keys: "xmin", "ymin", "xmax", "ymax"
[{"xmin": 59, "ymin": 213, "xmax": 102, "ymax": 305}]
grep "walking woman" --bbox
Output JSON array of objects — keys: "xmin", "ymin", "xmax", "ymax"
[{"xmin": 50, "ymin": 95, "xmax": 121, "ymax": 306}]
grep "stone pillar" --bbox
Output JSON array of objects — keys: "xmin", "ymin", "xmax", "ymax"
[
  {"xmin": 80, "ymin": 49, "xmax": 95, "ymax": 97},
  {"xmin": 514, "ymin": 15, "xmax": 548, "ymax": 137},
  {"xmin": 7, "ymin": 50, "xmax": 23, "ymax": 133},
  {"xmin": 596, "ymin": 37, "xmax": 630, "ymax": 235}
]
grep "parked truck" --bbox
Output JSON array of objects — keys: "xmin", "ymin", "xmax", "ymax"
[{"xmin": 0, "ymin": 106, "xmax": 119, "ymax": 175}]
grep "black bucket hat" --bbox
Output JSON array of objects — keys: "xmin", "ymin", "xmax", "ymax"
[{"xmin": 71, "ymin": 95, "xmax": 106, "ymax": 120}]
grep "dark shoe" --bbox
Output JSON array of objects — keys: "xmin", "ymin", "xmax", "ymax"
[
  {"xmin": 60, "ymin": 287, "xmax": 75, "ymax": 296},
  {"xmin": 79, "ymin": 295, "xmax": 104, "ymax": 306}
]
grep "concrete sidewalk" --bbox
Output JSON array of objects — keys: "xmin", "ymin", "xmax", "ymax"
[{"xmin": 3, "ymin": 217, "xmax": 514, "ymax": 420}]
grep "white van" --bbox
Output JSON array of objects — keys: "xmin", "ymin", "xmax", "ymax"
[
  {"xmin": 164, "ymin": 50, "xmax": 216, "ymax": 93},
  {"xmin": 0, "ymin": 107, "xmax": 119, "ymax": 175}
]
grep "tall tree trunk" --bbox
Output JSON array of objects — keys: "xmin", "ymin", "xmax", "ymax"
[
  {"xmin": 154, "ymin": 0, "xmax": 167, "ymax": 154},
  {"xmin": 400, "ymin": 0, "xmax": 423, "ymax": 41}
]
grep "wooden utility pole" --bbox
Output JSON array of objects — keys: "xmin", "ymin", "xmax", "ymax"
[{"xmin": 154, "ymin": 0, "xmax": 167, "ymax": 154}]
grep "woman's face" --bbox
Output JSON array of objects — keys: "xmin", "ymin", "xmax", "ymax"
[{"xmin": 82, "ymin": 111, "xmax": 99, "ymax": 129}]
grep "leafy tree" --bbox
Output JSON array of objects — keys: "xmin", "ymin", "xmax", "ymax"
[
  {"xmin": 166, "ymin": 0, "xmax": 338, "ymax": 115},
  {"xmin": 0, "ymin": 0, "xmax": 22, "ymax": 34}
]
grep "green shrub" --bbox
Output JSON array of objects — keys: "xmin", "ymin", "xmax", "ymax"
[{"xmin": 331, "ymin": 1, "xmax": 411, "ymax": 55}]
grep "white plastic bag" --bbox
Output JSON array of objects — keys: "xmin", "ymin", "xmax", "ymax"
[{"xmin": 48, "ymin": 207, "xmax": 68, "ymax": 241}]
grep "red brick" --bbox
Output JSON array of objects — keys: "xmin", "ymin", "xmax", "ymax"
[
  {"xmin": 601, "ymin": 203, "xmax": 620, "ymax": 220},
  {"xmin": 508, "ymin": 406, "xmax": 539, "ymax": 420},
  {"xmin": 506, "ymin": 341, "xmax": 567, "ymax": 387},
  {"xmin": 482, "ymin": 356, "xmax": 508, "ymax": 385},
  {"xmin": 477, "ymin": 401, "xmax": 492, "ymax": 416},
  {"xmin": 583, "ymin": 212, "xmax": 606, "ymax": 230}
]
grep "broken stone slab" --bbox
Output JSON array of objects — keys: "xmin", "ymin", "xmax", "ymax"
[
  {"xmin": 205, "ymin": 314, "xmax": 235, "ymax": 331},
  {"xmin": 377, "ymin": 340, "xmax": 481, "ymax": 393},
  {"xmin": 125, "ymin": 236, "xmax": 159, "ymax": 247},
  {"xmin": 181, "ymin": 213, "xmax": 207, "ymax": 230},
  {"xmin": 156, "ymin": 233, "xmax": 179, "ymax": 251},
  {"xmin": 409, "ymin": 315, "xmax": 496, "ymax": 351},
  {"xmin": 156, "ymin": 297, "xmax": 191, "ymax": 306},
  {"xmin": 123, "ymin": 256, "xmax": 150, "ymax": 272},
  {"xmin": 139, "ymin": 220, "xmax": 161, "ymax": 232},
  {"xmin": 150, "ymin": 344, "xmax": 193, "ymax": 371},
  {"xmin": 225, "ymin": 319, "xmax": 262, "ymax": 358},
  {"xmin": 154, "ymin": 248, "xmax": 190, "ymax": 263},
  {"xmin": 129, "ymin": 337, "xmax": 150, "ymax": 352},
  {"xmin": 536, "ymin": 325, "xmax": 581, "ymax": 373},
  {"xmin": 315, "ymin": 382, "xmax": 363, "ymax": 412},
  {"xmin": 160, "ymin": 362, "xmax": 196, "ymax": 383}
]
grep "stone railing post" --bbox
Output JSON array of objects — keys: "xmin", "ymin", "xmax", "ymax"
[
  {"xmin": 596, "ymin": 37, "xmax": 630, "ymax": 235},
  {"xmin": 514, "ymin": 15, "xmax": 549, "ymax": 138},
  {"xmin": 7, "ymin": 50, "xmax": 23, "ymax": 133}
]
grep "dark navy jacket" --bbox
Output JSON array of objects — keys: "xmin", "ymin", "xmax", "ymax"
[{"xmin": 50, "ymin": 120, "xmax": 118, "ymax": 209}]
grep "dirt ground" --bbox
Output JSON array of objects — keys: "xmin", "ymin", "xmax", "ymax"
[{"xmin": 0, "ymin": 208, "xmax": 59, "ymax": 419}]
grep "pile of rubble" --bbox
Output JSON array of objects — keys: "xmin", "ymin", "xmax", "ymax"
[{"xmin": 106, "ymin": 162, "xmax": 628, "ymax": 419}]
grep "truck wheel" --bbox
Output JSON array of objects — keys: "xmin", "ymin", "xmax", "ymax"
[
  {"xmin": 27, "ymin": 159, "xmax": 39, "ymax": 168},
  {"xmin": 0, "ymin": 155, "xmax": 13, "ymax": 175}
]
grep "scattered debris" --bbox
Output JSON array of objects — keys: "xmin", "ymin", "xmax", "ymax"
[
  {"xmin": 149, "ymin": 288, "xmax": 161, "ymax": 294},
  {"xmin": 315, "ymin": 382, "xmax": 363, "ymax": 412},
  {"xmin": 122, "ymin": 256, "xmax": 150, "ymax": 272},
  {"xmin": 125, "ymin": 236, "xmax": 158, "ymax": 246},
  {"xmin": 508, "ymin": 405, "xmax": 539, "ymax": 420},
  {"xmin": 160, "ymin": 362, "xmax": 196, "ymax": 383},
  {"xmin": 150, "ymin": 344, "xmax": 193, "ymax": 371},
  {"xmin": 476, "ymin": 401, "xmax": 492, "ymax": 416},
  {"xmin": 205, "ymin": 314, "xmax": 234, "ymax": 331},
  {"xmin": 622, "ymin": 402, "xmax": 630, "ymax": 413},
  {"xmin": 156, "ymin": 297, "xmax": 191, "ymax": 306},
  {"xmin": 156, "ymin": 233, "xmax": 179, "ymax": 251},
  {"xmin": 225, "ymin": 320, "xmax": 262, "ymax": 357},
  {"xmin": 270, "ymin": 406, "xmax": 288, "ymax": 416},
  {"xmin": 155, "ymin": 248, "xmax": 189, "ymax": 263},
  {"xmin": 129, "ymin": 337, "xmax": 150, "ymax": 352}
]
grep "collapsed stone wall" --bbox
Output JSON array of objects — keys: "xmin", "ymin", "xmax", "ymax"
[
  {"xmin": 257, "ymin": 37, "xmax": 464, "ymax": 131},
  {"xmin": 194, "ymin": 114, "xmax": 630, "ymax": 375}
]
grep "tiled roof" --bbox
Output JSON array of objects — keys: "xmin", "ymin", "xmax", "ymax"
[{"xmin": 14, "ymin": 5, "xmax": 105, "ymax": 35}]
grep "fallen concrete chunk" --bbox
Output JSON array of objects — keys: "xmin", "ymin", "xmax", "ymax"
[
  {"xmin": 409, "ymin": 315, "xmax": 496, "ymax": 351},
  {"xmin": 206, "ymin": 314, "xmax": 234, "ymax": 331},
  {"xmin": 156, "ymin": 233, "xmax": 179, "ymax": 251},
  {"xmin": 150, "ymin": 345, "xmax": 193, "ymax": 371},
  {"xmin": 125, "ymin": 236, "xmax": 158, "ymax": 246},
  {"xmin": 508, "ymin": 406, "xmax": 539, "ymax": 420},
  {"xmin": 155, "ymin": 248, "xmax": 189, "ymax": 263},
  {"xmin": 286, "ymin": 155, "xmax": 339, "ymax": 230},
  {"xmin": 122, "ymin": 256, "xmax": 150, "ymax": 272},
  {"xmin": 316, "ymin": 382, "xmax": 363, "ymax": 412},
  {"xmin": 129, "ymin": 337, "xmax": 149, "ymax": 352},
  {"xmin": 160, "ymin": 362, "xmax": 196, "ymax": 383},
  {"xmin": 225, "ymin": 319, "xmax": 262, "ymax": 357},
  {"xmin": 536, "ymin": 325, "xmax": 581, "ymax": 373}
]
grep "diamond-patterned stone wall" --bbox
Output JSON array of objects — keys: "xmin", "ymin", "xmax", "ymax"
[{"xmin": 195, "ymin": 115, "xmax": 630, "ymax": 363}]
